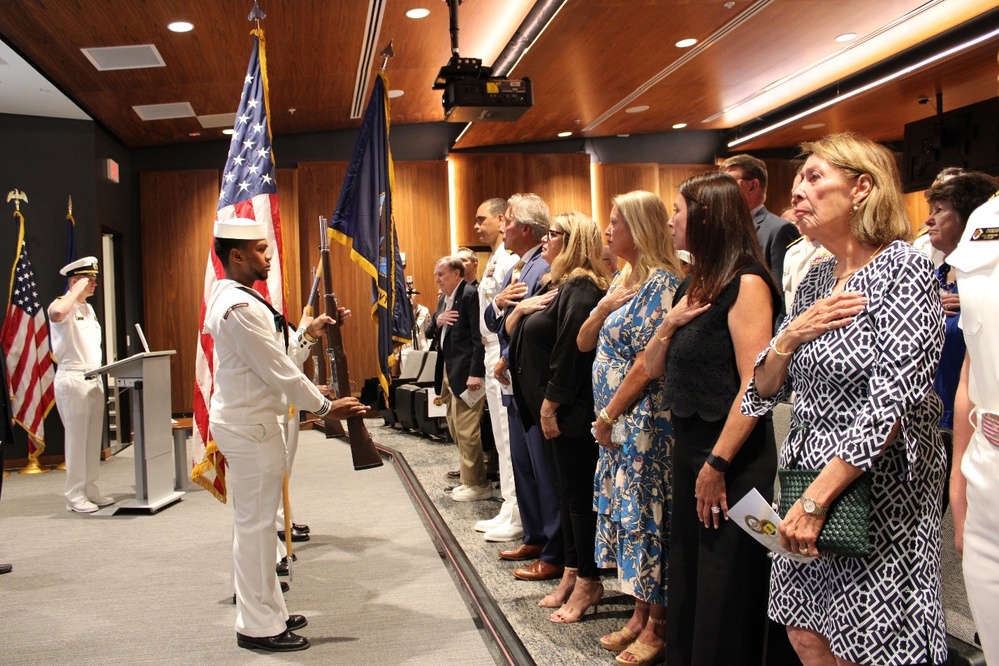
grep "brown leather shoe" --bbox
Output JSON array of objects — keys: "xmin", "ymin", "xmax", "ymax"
[
  {"xmin": 513, "ymin": 560, "xmax": 565, "ymax": 581},
  {"xmin": 498, "ymin": 543, "xmax": 543, "ymax": 561}
]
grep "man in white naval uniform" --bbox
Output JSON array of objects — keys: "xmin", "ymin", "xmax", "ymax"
[
  {"xmin": 48, "ymin": 256, "xmax": 112, "ymax": 514},
  {"xmin": 949, "ymin": 190, "xmax": 999, "ymax": 664},
  {"xmin": 470, "ymin": 198, "xmax": 523, "ymax": 542},
  {"xmin": 205, "ymin": 218, "xmax": 368, "ymax": 652}
]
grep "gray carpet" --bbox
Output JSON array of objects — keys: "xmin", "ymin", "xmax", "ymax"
[{"xmin": 0, "ymin": 428, "xmax": 494, "ymax": 665}]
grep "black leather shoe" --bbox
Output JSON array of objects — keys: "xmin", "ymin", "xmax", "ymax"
[
  {"xmin": 277, "ymin": 530, "xmax": 310, "ymax": 543},
  {"xmin": 277, "ymin": 554, "xmax": 298, "ymax": 576},
  {"xmin": 446, "ymin": 470, "xmax": 461, "ymax": 479},
  {"xmin": 236, "ymin": 630, "xmax": 309, "ymax": 652},
  {"xmin": 291, "ymin": 523, "xmax": 310, "ymax": 534},
  {"xmin": 0, "ymin": 563, "xmax": 12, "ymax": 575},
  {"xmin": 286, "ymin": 614, "xmax": 308, "ymax": 631},
  {"xmin": 232, "ymin": 581, "xmax": 289, "ymax": 605}
]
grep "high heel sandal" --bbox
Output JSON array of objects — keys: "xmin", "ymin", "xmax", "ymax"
[
  {"xmin": 615, "ymin": 616, "xmax": 666, "ymax": 666},
  {"xmin": 539, "ymin": 568, "xmax": 577, "ymax": 608},
  {"xmin": 600, "ymin": 626, "xmax": 638, "ymax": 652},
  {"xmin": 549, "ymin": 577, "xmax": 603, "ymax": 623}
]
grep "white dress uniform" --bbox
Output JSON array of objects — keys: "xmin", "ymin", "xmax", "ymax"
[
  {"xmin": 49, "ymin": 257, "xmax": 107, "ymax": 512},
  {"xmin": 204, "ymin": 277, "xmax": 330, "ymax": 639},
  {"xmin": 949, "ymin": 194, "xmax": 999, "ymax": 663},
  {"xmin": 475, "ymin": 243, "xmax": 522, "ymax": 538}
]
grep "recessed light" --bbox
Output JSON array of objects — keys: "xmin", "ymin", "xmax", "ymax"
[
  {"xmin": 625, "ymin": 105, "xmax": 649, "ymax": 114},
  {"xmin": 405, "ymin": 8, "xmax": 430, "ymax": 19},
  {"xmin": 222, "ymin": 128, "xmax": 235, "ymax": 135},
  {"xmin": 557, "ymin": 131, "xmax": 572, "ymax": 138},
  {"xmin": 388, "ymin": 89, "xmax": 405, "ymax": 99},
  {"xmin": 189, "ymin": 132, "xmax": 201, "ymax": 137},
  {"xmin": 675, "ymin": 38, "xmax": 698, "ymax": 48},
  {"xmin": 802, "ymin": 122, "xmax": 825, "ymax": 130},
  {"xmin": 617, "ymin": 134, "xmax": 630, "ymax": 138},
  {"xmin": 672, "ymin": 122, "xmax": 687, "ymax": 129},
  {"xmin": 168, "ymin": 21, "xmax": 194, "ymax": 33},
  {"xmin": 835, "ymin": 32, "xmax": 857, "ymax": 43}
]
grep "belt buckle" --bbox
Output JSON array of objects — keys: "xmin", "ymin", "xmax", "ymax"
[{"xmin": 981, "ymin": 412, "xmax": 999, "ymax": 448}]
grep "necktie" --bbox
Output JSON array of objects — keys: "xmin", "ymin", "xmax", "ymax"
[{"xmin": 511, "ymin": 259, "xmax": 525, "ymax": 282}]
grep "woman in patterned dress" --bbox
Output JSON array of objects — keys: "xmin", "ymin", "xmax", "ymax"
[
  {"xmin": 575, "ymin": 190, "xmax": 683, "ymax": 664},
  {"xmin": 744, "ymin": 132, "xmax": 949, "ymax": 665}
]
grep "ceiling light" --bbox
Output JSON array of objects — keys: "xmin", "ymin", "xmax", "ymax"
[
  {"xmin": 802, "ymin": 122, "xmax": 825, "ymax": 130},
  {"xmin": 405, "ymin": 8, "xmax": 430, "ymax": 19},
  {"xmin": 387, "ymin": 89, "xmax": 405, "ymax": 99},
  {"xmin": 835, "ymin": 32, "xmax": 857, "ymax": 43},
  {"xmin": 222, "ymin": 128, "xmax": 234, "ymax": 135},
  {"xmin": 728, "ymin": 24, "xmax": 999, "ymax": 148},
  {"xmin": 188, "ymin": 132, "xmax": 200, "ymax": 137},
  {"xmin": 625, "ymin": 105, "xmax": 649, "ymax": 114},
  {"xmin": 557, "ymin": 131, "xmax": 572, "ymax": 138},
  {"xmin": 675, "ymin": 38, "xmax": 698, "ymax": 48},
  {"xmin": 168, "ymin": 21, "xmax": 194, "ymax": 33},
  {"xmin": 672, "ymin": 122, "xmax": 687, "ymax": 129}
]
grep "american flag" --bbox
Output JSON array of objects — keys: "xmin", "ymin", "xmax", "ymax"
[
  {"xmin": 1, "ymin": 212, "xmax": 56, "ymax": 454},
  {"xmin": 191, "ymin": 30, "xmax": 287, "ymax": 503}
]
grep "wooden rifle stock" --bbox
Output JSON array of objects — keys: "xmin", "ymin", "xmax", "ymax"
[{"xmin": 318, "ymin": 216, "xmax": 383, "ymax": 470}]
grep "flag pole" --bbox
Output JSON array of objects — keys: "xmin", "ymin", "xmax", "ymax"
[{"xmin": 18, "ymin": 435, "xmax": 51, "ymax": 475}]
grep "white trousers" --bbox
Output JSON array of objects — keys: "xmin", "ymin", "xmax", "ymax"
[
  {"xmin": 212, "ymin": 421, "xmax": 288, "ymax": 638},
  {"xmin": 55, "ymin": 371, "xmax": 104, "ymax": 504},
  {"xmin": 962, "ymin": 419, "xmax": 999, "ymax": 665},
  {"xmin": 276, "ymin": 416, "xmax": 298, "ymax": 560},
  {"xmin": 484, "ymin": 338, "xmax": 519, "ymax": 525}
]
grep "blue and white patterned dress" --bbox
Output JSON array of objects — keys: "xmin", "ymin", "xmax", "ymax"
[
  {"xmin": 593, "ymin": 268, "xmax": 680, "ymax": 605},
  {"xmin": 742, "ymin": 241, "xmax": 948, "ymax": 665}
]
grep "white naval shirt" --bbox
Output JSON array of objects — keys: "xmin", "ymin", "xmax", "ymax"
[
  {"xmin": 204, "ymin": 279, "xmax": 329, "ymax": 425},
  {"xmin": 478, "ymin": 242, "xmax": 519, "ymax": 339},
  {"xmin": 950, "ymin": 195, "xmax": 999, "ymax": 412},
  {"xmin": 49, "ymin": 300, "xmax": 102, "ymax": 372}
]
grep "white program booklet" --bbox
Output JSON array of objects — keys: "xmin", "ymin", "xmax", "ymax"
[
  {"xmin": 459, "ymin": 384, "xmax": 486, "ymax": 408},
  {"xmin": 728, "ymin": 488, "xmax": 815, "ymax": 563}
]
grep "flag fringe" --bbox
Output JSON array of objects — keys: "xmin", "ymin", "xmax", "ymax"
[{"xmin": 190, "ymin": 439, "xmax": 228, "ymax": 503}]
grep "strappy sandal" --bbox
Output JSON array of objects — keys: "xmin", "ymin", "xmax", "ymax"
[
  {"xmin": 599, "ymin": 626, "xmax": 638, "ymax": 652},
  {"xmin": 614, "ymin": 616, "xmax": 666, "ymax": 665}
]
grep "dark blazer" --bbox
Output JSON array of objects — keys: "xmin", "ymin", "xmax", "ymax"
[
  {"xmin": 483, "ymin": 246, "xmax": 550, "ymax": 364},
  {"xmin": 426, "ymin": 293, "xmax": 446, "ymax": 350},
  {"xmin": 433, "ymin": 280, "xmax": 485, "ymax": 395},
  {"xmin": 755, "ymin": 205, "xmax": 800, "ymax": 326},
  {"xmin": 509, "ymin": 276, "xmax": 603, "ymax": 439}
]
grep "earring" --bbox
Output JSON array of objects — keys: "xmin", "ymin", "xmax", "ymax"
[{"xmin": 851, "ymin": 203, "xmax": 859, "ymax": 213}]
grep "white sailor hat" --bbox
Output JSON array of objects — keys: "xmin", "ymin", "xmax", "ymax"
[
  {"xmin": 60, "ymin": 256, "xmax": 99, "ymax": 277},
  {"xmin": 214, "ymin": 217, "xmax": 267, "ymax": 240}
]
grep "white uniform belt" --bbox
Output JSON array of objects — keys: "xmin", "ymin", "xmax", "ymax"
[
  {"xmin": 976, "ymin": 409, "xmax": 999, "ymax": 448},
  {"xmin": 57, "ymin": 363, "xmax": 97, "ymax": 374}
]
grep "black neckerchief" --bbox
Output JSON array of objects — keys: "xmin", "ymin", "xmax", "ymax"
[{"xmin": 236, "ymin": 285, "xmax": 288, "ymax": 351}]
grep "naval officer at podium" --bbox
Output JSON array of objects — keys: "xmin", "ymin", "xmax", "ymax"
[
  {"xmin": 48, "ymin": 256, "xmax": 114, "ymax": 514},
  {"xmin": 204, "ymin": 217, "xmax": 368, "ymax": 652}
]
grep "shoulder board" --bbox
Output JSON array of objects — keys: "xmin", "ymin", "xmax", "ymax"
[
  {"xmin": 786, "ymin": 236, "xmax": 805, "ymax": 250},
  {"xmin": 223, "ymin": 302, "xmax": 250, "ymax": 320}
]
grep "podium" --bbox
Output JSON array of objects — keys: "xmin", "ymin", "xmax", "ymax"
[{"xmin": 86, "ymin": 351, "xmax": 184, "ymax": 515}]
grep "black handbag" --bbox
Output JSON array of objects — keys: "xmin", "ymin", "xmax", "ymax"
[{"xmin": 778, "ymin": 425, "xmax": 873, "ymax": 557}]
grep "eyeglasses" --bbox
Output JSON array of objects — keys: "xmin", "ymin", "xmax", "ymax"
[{"xmin": 545, "ymin": 229, "xmax": 568, "ymax": 239}]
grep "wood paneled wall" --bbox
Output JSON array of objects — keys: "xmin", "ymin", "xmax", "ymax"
[{"xmin": 450, "ymin": 153, "xmax": 591, "ymax": 246}]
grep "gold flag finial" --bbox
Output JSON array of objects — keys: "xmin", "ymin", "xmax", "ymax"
[{"xmin": 6, "ymin": 189, "xmax": 28, "ymax": 212}]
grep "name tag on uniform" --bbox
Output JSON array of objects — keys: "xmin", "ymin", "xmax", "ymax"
[{"xmin": 970, "ymin": 227, "xmax": 999, "ymax": 241}]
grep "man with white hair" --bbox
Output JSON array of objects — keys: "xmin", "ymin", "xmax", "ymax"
[{"xmin": 204, "ymin": 218, "xmax": 368, "ymax": 652}]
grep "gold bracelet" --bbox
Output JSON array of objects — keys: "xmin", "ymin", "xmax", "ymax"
[
  {"xmin": 655, "ymin": 331, "xmax": 672, "ymax": 344},
  {"xmin": 598, "ymin": 408, "xmax": 616, "ymax": 425},
  {"xmin": 540, "ymin": 413, "xmax": 556, "ymax": 419},
  {"xmin": 769, "ymin": 333, "xmax": 793, "ymax": 358}
]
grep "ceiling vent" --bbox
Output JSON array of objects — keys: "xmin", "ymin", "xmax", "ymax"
[
  {"xmin": 81, "ymin": 45, "xmax": 166, "ymax": 71},
  {"xmin": 132, "ymin": 102, "xmax": 195, "ymax": 121},
  {"xmin": 350, "ymin": 0, "xmax": 387, "ymax": 119},
  {"xmin": 197, "ymin": 112, "xmax": 238, "ymax": 129}
]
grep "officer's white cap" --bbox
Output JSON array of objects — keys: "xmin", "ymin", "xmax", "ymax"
[
  {"xmin": 60, "ymin": 256, "xmax": 99, "ymax": 276},
  {"xmin": 214, "ymin": 217, "xmax": 267, "ymax": 240}
]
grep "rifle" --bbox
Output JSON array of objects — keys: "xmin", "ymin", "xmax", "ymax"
[{"xmin": 318, "ymin": 215, "xmax": 383, "ymax": 470}]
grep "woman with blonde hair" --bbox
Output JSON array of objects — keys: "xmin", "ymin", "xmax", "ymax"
[
  {"xmin": 576, "ymin": 190, "xmax": 683, "ymax": 664},
  {"xmin": 744, "ymin": 132, "xmax": 947, "ymax": 665},
  {"xmin": 507, "ymin": 211, "xmax": 611, "ymax": 622}
]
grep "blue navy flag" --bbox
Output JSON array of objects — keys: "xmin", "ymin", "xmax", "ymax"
[{"xmin": 329, "ymin": 71, "xmax": 412, "ymax": 398}]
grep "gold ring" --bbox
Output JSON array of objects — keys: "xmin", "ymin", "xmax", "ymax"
[
  {"xmin": 710, "ymin": 506, "xmax": 721, "ymax": 515},
  {"xmin": 799, "ymin": 546, "xmax": 808, "ymax": 554}
]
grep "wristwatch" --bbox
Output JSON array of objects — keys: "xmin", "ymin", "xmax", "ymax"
[
  {"xmin": 705, "ymin": 453, "xmax": 730, "ymax": 473},
  {"xmin": 800, "ymin": 496, "xmax": 828, "ymax": 516}
]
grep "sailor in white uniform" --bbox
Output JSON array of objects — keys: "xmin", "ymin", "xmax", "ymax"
[
  {"xmin": 950, "ymin": 192, "xmax": 999, "ymax": 664},
  {"xmin": 48, "ymin": 256, "xmax": 111, "ymax": 513},
  {"xmin": 205, "ymin": 218, "xmax": 368, "ymax": 652}
]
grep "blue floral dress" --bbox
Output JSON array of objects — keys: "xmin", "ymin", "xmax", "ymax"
[{"xmin": 593, "ymin": 268, "xmax": 680, "ymax": 604}]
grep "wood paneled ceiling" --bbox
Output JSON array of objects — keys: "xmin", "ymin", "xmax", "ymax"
[{"xmin": 0, "ymin": 0, "xmax": 996, "ymax": 152}]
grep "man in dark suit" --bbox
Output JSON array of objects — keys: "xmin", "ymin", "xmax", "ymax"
[
  {"xmin": 721, "ymin": 154, "xmax": 800, "ymax": 326},
  {"xmin": 483, "ymin": 193, "xmax": 564, "ymax": 582},
  {"xmin": 432, "ymin": 256, "xmax": 490, "ymax": 502}
]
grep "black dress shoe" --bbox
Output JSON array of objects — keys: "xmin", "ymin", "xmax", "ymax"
[
  {"xmin": 446, "ymin": 470, "xmax": 461, "ymax": 479},
  {"xmin": 277, "ymin": 554, "xmax": 298, "ymax": 575},
  {"xmin": 0, "ymin": 563, "xmax": 12, "ymax": 575},
  {"xmin": 286, "ymin": 614, "xmax": 308, "ymax": 631},
  {"xmin": 277, "ymin": 530, "xmax": 310, "ymax": 543},
  {"xmin": 291, "ymin": 522, "xmax": 310, "ymax": 534},
  {"xmin": 236, "ymin": 630, "xmax": 309, "ymax": 652},
  {"xmin": 232, "ymin": 581, "xmax": 289, "ymax": 605}
]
